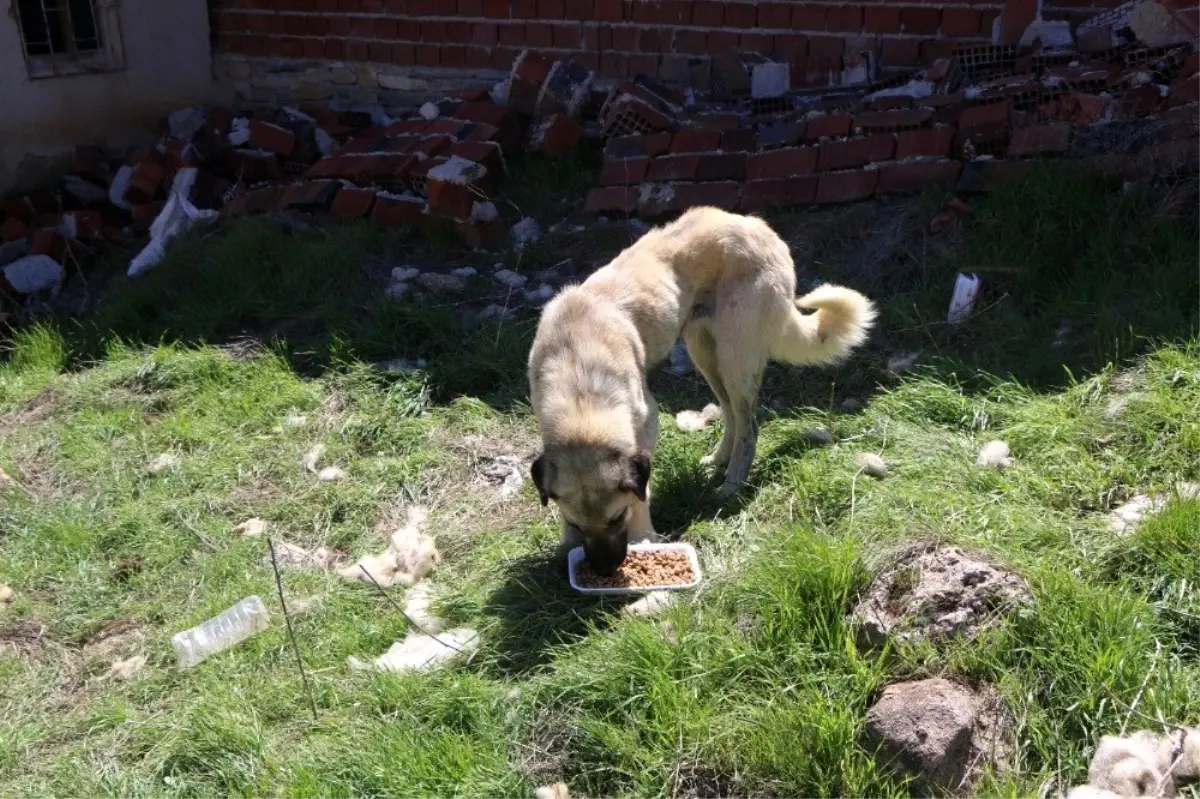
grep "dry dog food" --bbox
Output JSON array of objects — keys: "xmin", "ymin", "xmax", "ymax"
[{"xmin": 576, "ymin": 550, "xmax": 696, "ymax": 588}]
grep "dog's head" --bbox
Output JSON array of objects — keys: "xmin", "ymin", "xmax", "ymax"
[{"xmin": 531, "ymin": 445, "xmax": 651, "ymax": 576}]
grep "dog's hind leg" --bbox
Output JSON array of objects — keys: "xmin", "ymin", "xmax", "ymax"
[
  {"xmin": 713, "ymin": 348, "xmax": 766, "ymax": 497},
  {"xmin": 683, "ymin": 324, "xmax": 734, "ymax": 471}
]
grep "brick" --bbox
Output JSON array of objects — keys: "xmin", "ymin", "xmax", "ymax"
[
  {"xmin": 864, "ymin": 7, "xmax": 902, "ymax": 34},
  {"xmin": 447, "ymin": 141, "xmax": 506, "ymax": 180},
  {"xmin": 720, "ymin": 129, "xmax": 756, "ymax": 153},
  {"xmin": 816, "ymin": 170, "xmax": 879, "ymax": 204},
  {"xmin": 774, "ymin": 34, "xmax": 808, "ymax": 61},
  {"xmin": 530, "ymin": 114, "xmax": 582, "ymax": 157},
  {"xmin": 817, "ymin": 135, "xmax": 893, "ymax": 171},
  {"xmin": 804, "ymin": 114, "xmax": 852, "ymax": 141},
  {"xmin": 281, "ymin": 180, "xmax": 342, "ymax": 211},
  {"xmin": 807, "ymin": 36, "xmax": 845, "ymax": 59},
  {"xmin": 453, "ymin": 102, "xmax": 522, "ymax": 151},
  {"xmin": 959, "ymin": 101, "xmax": 1011, "ymax": 130},
  {"xmin": 1008, "ymin": 124, "xmax": 1070, "ymax": 157},
  {"xmin": 880, "ymin": 37, "xmax": 921, "ymax": 68},
  {"xmin": 29, "ymin": 228, "xmax": 67, "ymax": 261},
  {"xmin": 0, "ymin": 217, "xmax": 28, "ymax": 242},
  {"xmin": 604, "ymin": 132, "xmax": 672, "ymax": 161},
  {"xmin": 125, "ymin": 159, "xmax": 166, "ymax": 205},
  {"xmin": 902, "ymin": 8, "xmax": 941, "ymax": 36},
  {"xmin": 372, "ymin": 193, "xmax": 426, "ymax": 228},
  {"xmin": 64, "ymin": 210, "xmax": 103, "ymax": 239},
  {"xmin": 695, "ymin": 153, "xmax": 747, "ymax": 182},
  {"xmin": 250, "ymin": 120, "xmax": 297, "ymax": 157},
  {"xmin": 711, "ymin": 47, "xmax": 751, "ymax": 96},
  {"xmin": 897, "ymin": 126, "xmax": 956, "ymax": 159},
  {"xmin": 670, "ymin": 130, "xmax": 722, "ymax": 153},
  {"xmin": 876, "ymin": 161, "xmax": 961, "ymax": 195},
  {"xmin": 941, "ymin": 9, "xmax": 981, "ymax": 37},
  {"xmin": 724, "ymin": 3, "xmax": 756, "ymax": 28},
  {"xmin": 758, "ymin": 2, "xmax": 791, "ymax": 29},
  {"xmin": 322, "ymin": 185, "xmax": 373, "ymax": 219},
  {"xmin": 599, "ymin": 157, "xmax": 650, "ymax": 185},
  {"xmin": 455, "ymin": 217, "xmax": 507, "ymax": 249},
  {"xmin": 584, "ymin": 186, "xmax": 638, "ymax": 214},
  {"xmin": 792, "ymin": 4, "xmax": 826, "ymax": 30},
  {"xmin": 740, "ymin": 176, "xmax": 818, "ymax": 210},
  {"xmin": 854, "ymin": 109, "xmax": 933, "ymax": 132},
  {"xmin": 826, "ymin": 6, "xmax": 862, "ymax": 32},
  {"xmin": 646, "ymin": 154, "xmax": 701, "ymax": 182},
  {"xmin": 1000, "ymin": 0, "xmax": 1037, "ymax": 45},
  {"xmin": 748, "ymin": 147, "xmax": 817, "ymax": 180},
  {"xmin": 871, "ymin": 96, "xmax": 914, "ymax": 111}
]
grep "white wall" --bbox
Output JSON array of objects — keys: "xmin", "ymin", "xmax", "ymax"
[{"xmin": 0, "ymin": 0, "xmax": 223, "ymax": 195}]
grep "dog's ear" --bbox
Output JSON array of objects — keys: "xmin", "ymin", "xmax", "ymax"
[
  {"xmin": 621, "ymin": 450, "xmax": 651, "ymax": 502},
  {"xmin": 530, "ymin": 453, "xmax": 550, "ymax": 506}
]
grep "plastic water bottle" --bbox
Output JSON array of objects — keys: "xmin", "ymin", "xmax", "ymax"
[{"xmin": 171, "ymin": 595, "xmax": 270, "ymax": 669}]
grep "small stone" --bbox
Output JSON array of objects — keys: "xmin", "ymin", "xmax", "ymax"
[
  {"xmin": 391, "ymin": 266, "xmax": 420, "ymax": 282},
  {"xmin": 147, "ymin": 453, "xmax": 180, "ymax": 476},
  {"xmin": 510, "ymin": 217, "xmax": 541, "ymax": 251},
  {"xmin": 493, "ymin": 269, "xmax": 527, "ymax": 288},
  {"xmin": 0, "ymin": 585, "xmax": 14, "ymax": 605},
  {"xmin": 856, "ymin": 452, "xmax": 889, "ymax": 478},
  {"xmin": 805, "ymin": 428, "xmax": 834, "ymax": 446},
  {"xmin": 451, "ymin": 266, "xmax": 478, "ymax": 279},
  {"xmin": 976, "ymin": 440, "xmax": 1014, "ymax": 469},
  {"xmin": 524, "ymin": 283, "xmax": 555, "ymax": 304},
  {"xmin": 417, "ymin": 272, "xmax": 467, "ymax": 294},
  {"xmin": 234, "ymin": 518, "xmax": 268, "ymax": 537},
  {"xmin": 419, "ymin": 101, "xmax": 440, "ymax": 120},
  {"xmin": 318, "ymin": 466, "xmax": 346, "ymax": 482}
]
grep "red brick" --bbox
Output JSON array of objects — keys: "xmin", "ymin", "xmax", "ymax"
[
  {"xmin": 959, "ymin": 101, "xmax": 1011, "ymax": 130},
  {"xmin": 740, "ymin": 176, "xmax": 818, "ymax": 210},
  {"xmin": 329, "ymin": 186, "xmax": 376, "ymax": 218},
  {"xmin": 724, "ymin": 3, "xmax": 756, "ymax": 28},
  {"xmin": 756, "ymin": 121, "xmax": 806, "ymax": 150},
  {"xmin": 125, "ymin": 160, "xmax": 167, "ymax": 205},
  {"xmin": 1008, "ymin": 124, "xmax": 1070, "ymax": 157},
  {"xmin": 807, "ymin": 36, "xmax": 845, "ymax": 59},
  {"xmin": 758, "ymin": 2, "xmax": 792, "ymax": 28},
  {"xmin": 1000, "ymin": 0, "xmax": 1037, "ymax": 44},
  {"xmin": 816, "ymin": 169, "xmax": 879, "ymax": 204},
  {"xmin": 773, "ymin": 33, "xmax": 808, "ymax": 61},
  {"xmin": 453, "ymin": 102, "xmax": 523, "ymax": 151},
  {"xmin": 691, "ymin": 1, "xmax": 723, "ymax": 26},
  {"xmin": 902, "ymin": 8, "xmax": 941, "ymax": 35},
  {"xmin": 941, "ymin": 8, "xmax": 982, "ymax": 37},
  {"xmin": 826, "ymin": 6, "xmax": 862, "ymax": 32},
  {"xmin": 897, "ymin": 126, "xmax": 956, "ymax": 159},
  {"xmin": 804, "ymin": 113, "xmax": 852, "ymax": 141},
  {"xmin": 584, "ymin": 185, "xmax": 638, "ymax": 214},
  {"xmin": 455, "ymin": 217, "xmax": 507, "ymax": 248},
  {"xmin": 876, "ymin": 160, "xmax": 961, "ymax": 194},
  {"xmin": 854, "ymin": 109, "xmax": 933, "ymax": 132},
  {"xmin": 670, "ymin": 130, "xmax": 722, "ymax": 153},
  {"xmin": 674, "ymin": 29, "xmax": 707, "ymax": 55},
  {"xmin": 864, "ymin": 7, "xmax": 902, "ymax": 34},
  {"xmin": 720, "ymin": 129, "xmax": 756, "ymax": 152},
  {"xmin": 871, "ymin": 96, "xmax": 914, "ymax": 111},
  {"xmin": 880, "ymin": 37, "xmax": 920, "ymax": 67},
  {"xmin": 531, "ymin": 114, "xmax": 582, "ymax": 157},
  {"xmin": 817, "ymin": 135, "xmax": 893, "ymax": 171},
  {"xmin": 29, "ymin": 228, "xmax": 67, "ymax": 261},
  {"xmin": 527, "ymin": 23, "xmax": 554, "ymax": 47},
  {"xmin": 646, "ymin": 154, "xmax": 701, "ymax": 182},
  {"xmin": 747, "ymin": 147, "xmax": 818, "ymax": 180},
  {"xmin": 448, "ymin": 141, "xmax": 506, "ymax": 178},
  {"xmin": 0, "ymin": 217, "xmax": 28, "ymax": 242},
  {"xmin": 695, "ymin": 153, "xmax": 747, "ymax": 182},
  {"xmin": 605, "ymin": 132, "xmax": 672, "ymax": 160},
  {"xmin": 599, "ymin": 157, "xmax": 650, "ymax": 185},
  {"xmin": 792, "ymin": 4, "xmax": 826, "ymax": 30},
  {"xmin": 372, "ymin": 193, "xmax": 426, "ymax": 228}
]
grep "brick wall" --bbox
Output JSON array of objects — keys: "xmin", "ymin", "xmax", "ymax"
[{"xmin": 208, "ymin": 0, "xmax": 1133, "ymax": 85}]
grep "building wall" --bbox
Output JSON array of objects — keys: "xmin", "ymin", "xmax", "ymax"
[
  {"xmin": 207, "ymin": 0, "xmax": 1128, "ymax": 87},
  {"xmin": 0, "ymin": 0, "xmax": 221, "ymax": 195}
]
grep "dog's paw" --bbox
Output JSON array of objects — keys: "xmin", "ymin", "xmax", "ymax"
[
  {"xmin": 716, "ymin": 481, "xmax": 743, "ymax": 499},
  {"xmin": 699, "ymin": 453, "xmax": 729, "ymax": 474}
]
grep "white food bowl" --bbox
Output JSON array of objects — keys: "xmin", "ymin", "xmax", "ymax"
[{"xmin": 567, "ymin": 542, "xmax": 703, "ymax": 595}]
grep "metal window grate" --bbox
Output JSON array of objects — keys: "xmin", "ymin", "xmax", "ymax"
[{"xmin": 15, "ymin": 0, "xmax": 104, "ymax": 59}]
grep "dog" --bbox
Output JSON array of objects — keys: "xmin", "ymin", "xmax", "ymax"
[{"xmin": 527, "ymin": 206, "xmax": 875, "ymax": 575}]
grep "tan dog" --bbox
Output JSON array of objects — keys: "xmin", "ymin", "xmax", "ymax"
[{"xmin": 528, "ymin": 206, "xmax": 875, "ymax": 574}]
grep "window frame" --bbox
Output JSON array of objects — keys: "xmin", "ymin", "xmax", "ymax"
[{"xmin": 12, "ymin": 0, "xmax": 126, "ymax": 80}]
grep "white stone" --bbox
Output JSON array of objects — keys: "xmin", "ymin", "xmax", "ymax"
[
  {"xmin": 494, "ymin": 269, "xmax": 528, "ymax": 288},
  {"xmin": 419, "ymin": 101, "xmax": 441, "ymax": 120},
  {"xmin": 510, "ymin": 217, "xmax": 541, "ymax": 250},
  {"xmin": 3, "ymin": 255, "xmax": 64, "ymax": 294},
  {"xmin": 856, "ymin": 452, "xmax": 889, "ymax": 478},
  {"xmin": 391, "ymin": 266, "xmax": 421, "ymax": 282}
]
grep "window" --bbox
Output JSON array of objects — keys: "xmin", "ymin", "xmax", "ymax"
[{"xmin": 13, "ymin": 0, "xmax": 125, "ymax": 79}]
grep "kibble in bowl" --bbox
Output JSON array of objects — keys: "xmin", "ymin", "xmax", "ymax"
[{"xmin": 568, "ymin": 543, "xmax": 702, "ymax": 594}]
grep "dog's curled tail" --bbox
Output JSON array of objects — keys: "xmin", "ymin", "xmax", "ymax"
[{"xmin": 770, "ymin": 283, "xmax": 877, "ymax": 366}]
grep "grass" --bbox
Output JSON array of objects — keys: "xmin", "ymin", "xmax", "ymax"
[{"xmin": 1, "ymin": 163, "xmax": 1198, "ymax": 798}]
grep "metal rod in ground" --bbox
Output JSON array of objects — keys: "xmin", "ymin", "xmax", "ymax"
[
  {"xmin": 356, "ymin": 564, "xmax": 474, "ymax": 659},
  {"xmin": 266, "ymin": 536, "xmax": 319, "ymax": 722}
]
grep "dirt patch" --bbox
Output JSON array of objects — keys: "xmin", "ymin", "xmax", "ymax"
[
  {"xmin": 0, "ymin": 388, "xmax": 59, "ymax": 434},
  {"xmin": 81, "ymin": 618, "xmax": 144, "ymax": 664},
  {"xmin": 851, "ymin": 542, "xmax": 1031, "ymax": 649}
]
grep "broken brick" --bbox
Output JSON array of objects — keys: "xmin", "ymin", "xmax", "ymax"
[
  {"xmin": 1008, "ymin": 124, "xmax": 1070, "ymax": 157},
  {"xmin": 1058, "ymin": 93, "xmax": 1110, "ymax": 125},
  {"xmin": 815, "ymin": 169, "xmax": 879, "ymax": 204},
  {"xmin": 250, "ymin": 120, "xmax": 297, "ymax": 157},
  {"xmin": 647, "ymin": 155, "xmax": 701, "ymax": 182},
  {"xmin": 453, "ymin": 102, "xmax": 523, "ymax": 151},
  {"xmin": 817, "ymin": 135, "xmax": 894, "ymax": 171},
  {"xmin": 804, "ymin": 114, "xmax": 853, "ymax": 141},
  {"xmin": 455, "ymin": 217, "xmax": 507, "ymax": 248},
  {"xmin": 281, "ymin": 180, "xmax": 342, "ymax": 211},
  {"xmin": 529, "ymin": 114, "xmax": 582, "ymax": 157},
  {"xmin": 64, "ymin": 210, "xmax": 103, "ymax": 239},
  {"xmin": 124, "ymin": 158, "xmax": 166, "ymax": 206},
  {"xmin": 448, "ymin": 140, "xmax": 506, "ymax": 179},
  {"xmin": 29, "ymin": 228, "xmax": 67, "ymax": 262},
  {"xmin": 897, "ymin": 126, "xmax": 957, "ymax": 160},
  {"xmin": 0, "ymin": 217, "xmax": 28, "ymax": 242},
  {"xmin": 330, "ymin": 186, "xmax": 377, "ymax": 219},
  {"xmin": 372, "ymin": 192, "xmax": 427, "ymax": 228}
]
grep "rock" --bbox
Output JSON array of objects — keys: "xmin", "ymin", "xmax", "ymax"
[
  {"xmin": 106, "ymin": 654, "xmax": 147, "ymax": 681},
  {"xmin": 451, "ymin": 266, "xmax": 478, "ymax": 279},
  {"xmin": 865, "ymin": 678, "xmax": 1002, "ymax": 792},
  {"xmin": 510, "ymin": 217, "xmax": 541, "ymax": 250},
  {"xmin": 675, "ymin": 404, "xmax": 723, "ymax": 433},
  {"xmin": 301, "ymin": 444, "xmax": 326, "ymax": 472},
  {"xmin": 147, "ymin": 453, "xmax": 180, "ymax": 476},
  {"xmin": 3, "ymin": 255, "xmax": 65, "ymax": 294},
  {"xmin": 479, "ymin": 454, "xmax": 526, "ymax": 499},
  {"xmin": 233, "ymin": 518, "xmax": 268, "ymax": 537},
  {"xmin": 62, "ymin": 175, "xmax": 110, "ymax": 205},
  {"xmin": 0, "ymin": 239, "xmax": 28, "ymax": 268},
  {"xmin": 535, "ymin": 783, "xmax": 570, "ymax": 799},
  {"xmin": 317, "ymin": 466, "xmax": 346, "ymax": 482},
  {"xmin": 851, "ymin": 544, "xmax": 1031, "ymax": 649},
  {"xmin": 348, "ymin": 628, "xmax": 479, "ymax": 672},
  {"xmin": 417, "ymin": 272, "xmax": 467, "ymax": 294},
  {"xmin": 805, "ymin": 428, "xmax": 835, "ymax": 446},
  {"xmin": 419, "ymin": 101, "xmax": 440, "ymax": 120},
  {"xmin": 623, "ymin": 591, "xmax": 675, "ymax": 618},
  {"xmin": 976, "ymin": 440, "xmax": 1014, "ymax": 469},
  {"xmin": 385, "ymin": 281, "xmax": 410, "ymax": 298},
  {"xmin": 0, "ymin": 585, "xmax": 13, "ymax": 605},
  {"xmin": 856, "ymin": 452, "xmax": 889, "ymax": 478},
  {"xmin": 1129, "ymin": 0, "xmax": 1194, "ymax": 46},
  {"xmin": 493, "ymin": 269, "xmax": 528, "ymax": 288},
  {"xmin": 391, "ymin": 266, "xmax": 421, "ymax": 282}
]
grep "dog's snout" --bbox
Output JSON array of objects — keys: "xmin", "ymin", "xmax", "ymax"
[{"xmin": 583, "ymin": 531, "xmax": 629, "ymax": 576}]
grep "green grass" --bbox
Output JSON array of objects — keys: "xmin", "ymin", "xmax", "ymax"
[{"xmin": 1, "ymin": 165, "xmax": 1197, "ymax": 797}]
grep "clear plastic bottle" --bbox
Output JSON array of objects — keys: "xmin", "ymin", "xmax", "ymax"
[{"xmin": 171, "ymin": 595, "xmax": 270, "ymax": 669}]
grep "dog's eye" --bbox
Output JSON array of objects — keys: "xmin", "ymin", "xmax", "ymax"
[{"xmin": 607, "ymin": 508, "xmax": 627, "ymax": 526}]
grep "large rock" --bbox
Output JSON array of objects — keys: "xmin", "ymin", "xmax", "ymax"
[
  {"xmin": 851, "ymin": 544, "xmax": 1030, "ymax": 649},
  {"xmin": 865, "ymin": 678, "xmax": 1011, "ymax": 793}
]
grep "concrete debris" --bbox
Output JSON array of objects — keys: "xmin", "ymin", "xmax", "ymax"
[
  {"xmin": 419, "ymin": 101, "xmax": 440, "ymax": 120},
  {"xmin": 751, "ymin": 61, "xmax": 791, "ymax": 99},
  {"xmin": 524, "ymin": 283, "xmax": 556, "ymax": 304},
  {"xmin": 348, "ymin": 628, "xmax": 479, "ymax": 673},
  {"xmin": 167, "ymin": 106, "xmax": 208, "ymax": 141},
  {"xmin": 233, "ymin": 518, "xmax": 268, "ymax": 537},
  {"xmin": 675, "ymin": 403, "xmax": 723, "ymax": 433},
  {"xmin": 391, "ymin": 266, "xmax": 421, "ymax": 282},
  {"xmin": 3, "ymin": 255, "xmax": 64, "ymax": 294}
]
